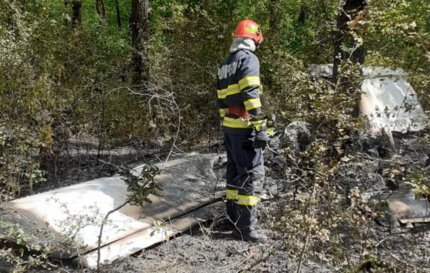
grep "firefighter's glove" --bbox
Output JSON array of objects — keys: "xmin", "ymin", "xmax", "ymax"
[{"xmin": 253, "ymin": 130, "xmax": 269, "ymax": 149}]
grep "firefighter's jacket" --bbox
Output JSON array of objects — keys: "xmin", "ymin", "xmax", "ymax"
[{"xmin": 216, "ymin": 40, "xmax": 266, "ymax": 134}]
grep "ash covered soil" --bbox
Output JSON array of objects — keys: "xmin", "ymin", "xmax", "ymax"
[
  {"xmin": 102, "ymin": 225, "xmax": 288, "ymax": 273},
  {"xmin": 2, "ymin": 128, "xmax": 430, "ymax": 273}
]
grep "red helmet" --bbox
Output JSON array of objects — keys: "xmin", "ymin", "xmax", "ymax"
[{"xmin": 233, "ymin": 19, "xmax": 264, "ymax": 45}]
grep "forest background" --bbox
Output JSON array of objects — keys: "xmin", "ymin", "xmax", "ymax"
[{"xmin": 0, "ymin": 0, "xmax": 430, "ymax": 272}]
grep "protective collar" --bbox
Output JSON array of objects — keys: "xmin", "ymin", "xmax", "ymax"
[{"xmin": 229, "ymin": 38, "xmax": 256, "ymax": 53}]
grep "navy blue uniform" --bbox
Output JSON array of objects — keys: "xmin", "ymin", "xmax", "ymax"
[{"xmin": 217, "ymin": 45, "xmax": 266, "ymax": 232}]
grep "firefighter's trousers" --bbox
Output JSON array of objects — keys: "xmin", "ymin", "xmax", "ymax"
[{"xmin": 224, "ymin": 132, "xmax": 264, "ymax": 232}]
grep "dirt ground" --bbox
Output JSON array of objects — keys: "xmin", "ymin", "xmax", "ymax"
[
  {"xmin": 2, "ymin": 131, "xmax": 430, "ymax": 273},
  {"xmin": 102, "ymin": 223, "xmax": 289, "ymax": 273}
]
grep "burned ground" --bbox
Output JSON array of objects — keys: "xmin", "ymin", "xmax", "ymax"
[{"xmin": 1, "ymin": 128, "xmax": 430, "ymax": 273}]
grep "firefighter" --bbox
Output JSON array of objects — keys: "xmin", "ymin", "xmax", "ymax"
[{"xmin": 216, "ymin": 19, "xmax": 268, "ymax": 242}]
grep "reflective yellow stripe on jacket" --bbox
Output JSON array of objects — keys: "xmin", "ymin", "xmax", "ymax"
[
  {"xmin": 218, "ymin": 76, "xmax": 262, "ymax": 100},
  {"xmin": 217, "ymin": 84, "xmax": 240, "ymax": 99},
  {"xmin": 237, "ymin": 195, "xmax": 260, "ymax": 206},
  {"xmin": 222, "ymin": 116, "xmax": 252, "ymax": 129},
  {"xmin": 219, "ymin": 108, "xmax": 228, "ymax": 118},
  {"xmin": 239, "ymin": 76, "xmax": 260, "ymax": 90},
  {"xmin": 244, "ymin": 98, "xmax": 262, "ymax": 111},
  {"xmin": 250, "ymin": 119, "xmax": 267, "ymax": 131},
  {"xmin": 226, "ymin": 189, "xmax": 239, "ymax": 200}
]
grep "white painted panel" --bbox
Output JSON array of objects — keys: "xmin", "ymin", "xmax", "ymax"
[
  {"xmin": 309, "ymin": 65, "xmax": 428, "ymax": 135},
  {"xmin": 360, "ymin": 68, "xmax": 428, "ymax": 134},
  {"xmin": 9, "ymin": 176, "xmax": 150, "ymax": 249},
  {"xmin": 3, "ymin": 153, "xmax": 224, "ymax": 267},
  {"xmin": 82, "ymin": 201, "xmax": 223, "ymax": 268}
]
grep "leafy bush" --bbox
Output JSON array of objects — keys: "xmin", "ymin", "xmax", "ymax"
[{"xmin": 0, "ymin": 123, "xmax": 45, "ymax": 201}]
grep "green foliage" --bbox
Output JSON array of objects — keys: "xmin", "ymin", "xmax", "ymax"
[
  {"xmin": 120, "ymin": 164, "xmax": 162, "ymax": 207},
  {"xmin": 0, "ymin": 123, "xmax": 45, "ymax": 201},
  {"xmin": 1, "ymin": 0, "xmax": 430, "ymax": 270},
  {"xmin": 366, "ymin": 0, "xmax": 430, "ymax": 69},
  {"xmin": 408, "ymin": 170, "xmax": 430, "ymax": 199},
  {"xmin": 1, "ymin": 0, "xmax": 428, "ymax": 146},
  {"xmin": 0, "ymin": 219, "xmax": 77, "ymax": 272},
  {"xmin": 365, "ymin": 0, "xmax": 430, "ymax": 111}
]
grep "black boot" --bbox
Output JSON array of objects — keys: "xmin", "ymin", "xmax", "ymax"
[
  {"xmin": 232, "ymin": 229, "xmax": 267, "ymax": 243},
  {"xmin": 232, "ymin": 205, "xmax": 266, "ymax": 242}
]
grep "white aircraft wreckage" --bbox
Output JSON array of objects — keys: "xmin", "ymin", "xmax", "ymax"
[
  {"xmin": 310, "ymin": 65, "xmax": 428, "ymax": 138},
  {"xmin": 310, "ymin": 65, "xmax": 430, "ymax": 224},
  {"xmin": 360, "ymin": 67, "xmax": 428, "ymax": 136},
  {"xmin": 0, "ymin": 153, "xmax": 225, "ymax": 268}
]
